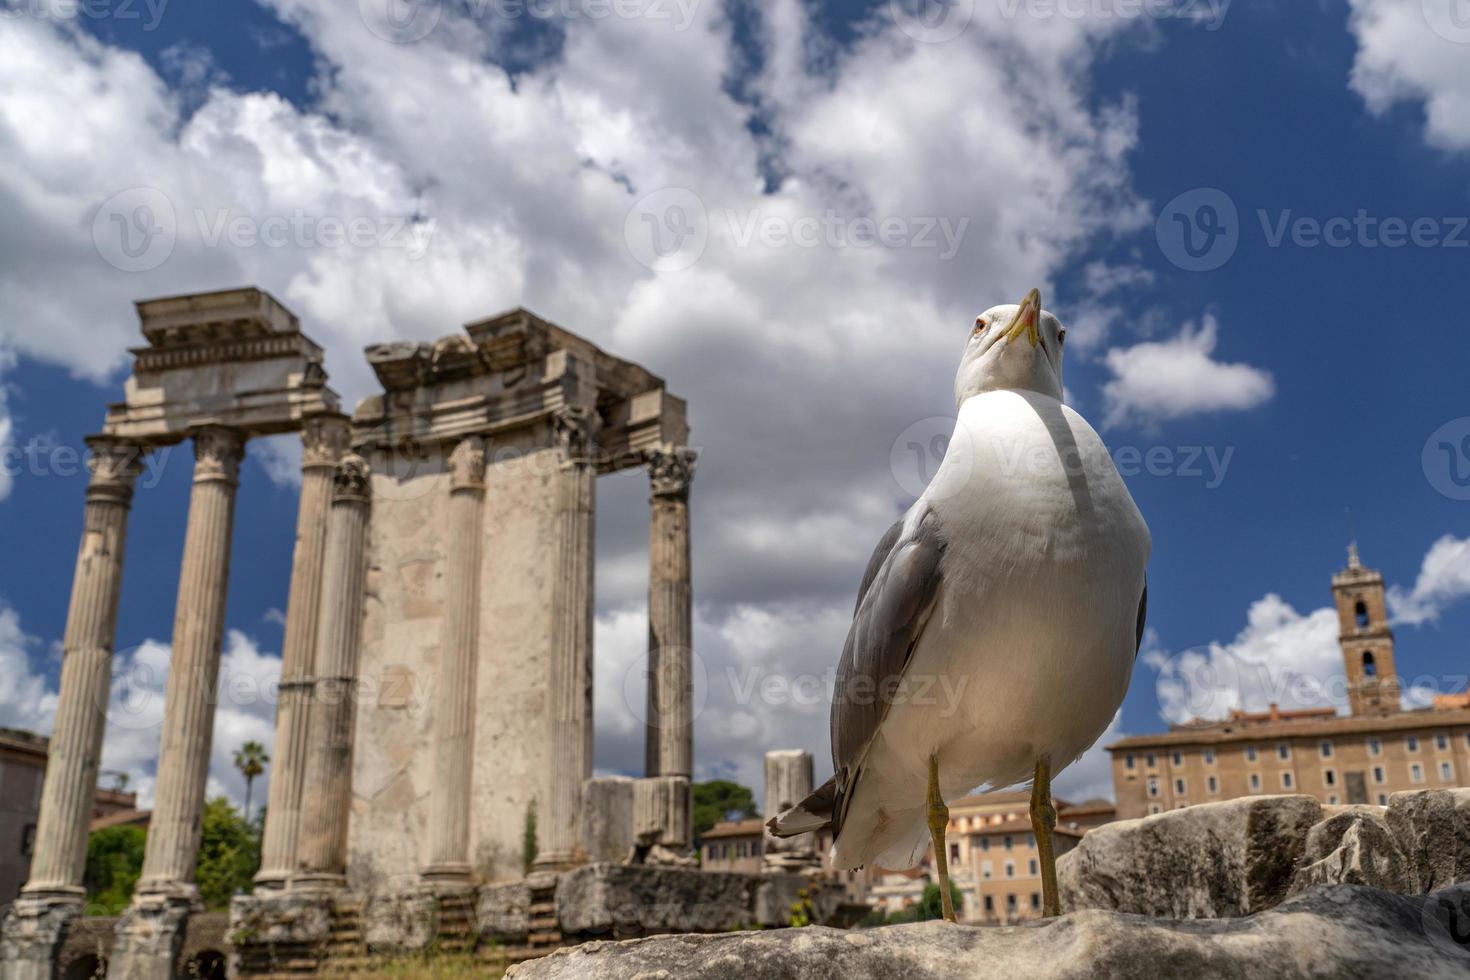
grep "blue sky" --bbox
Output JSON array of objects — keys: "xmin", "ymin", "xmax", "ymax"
[{"xmin": 0, "ymin": 0, "xmax": 1467, "ymax": 806}]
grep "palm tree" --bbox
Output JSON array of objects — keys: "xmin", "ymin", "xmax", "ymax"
[{"xmin": 233, "ymin": 741, "xmax": 270, "ymax": 824}]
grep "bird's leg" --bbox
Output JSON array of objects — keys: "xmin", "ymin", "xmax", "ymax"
[
  {"xmin": 926, "ymin": 752, "xmax": 956, "ymax": 923},
  {"xmin": 1030, "ymin": 757, "xmax": 1060, "ymax": 918}
]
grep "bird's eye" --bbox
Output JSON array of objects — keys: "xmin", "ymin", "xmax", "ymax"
[
  {"xmin": 974, "ymin": 317, "xmax": 987, "ymax": 334},
  {"xmin": 1057, "ymin": 328, "xmax": 1067, "ymax": 346}
]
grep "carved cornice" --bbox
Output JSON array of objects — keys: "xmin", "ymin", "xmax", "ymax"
[
  {"xmin": 191, "ymin": 427, "xmax": 246, "ymax": 486},
  {"xmin": 302, "ymin": 415, "xmax": 352, "ymax": 470},
  {"xmin": 553, "ymin": 406, "xmax": 599, "ymax": 469},
  {"xmin": 84, "ymin": 438, "xmax": 146, "ymax": 505},
  {"xmin": 448, "ymin": 436, "xmax": 487, "ymax": 492},
  {"xmin": 646, "ymin": 447, "xmax": 697, "ymax": 499},
  {"xmin": 333, "ymin": 453, "xmax": 372, "ymax": 503}
]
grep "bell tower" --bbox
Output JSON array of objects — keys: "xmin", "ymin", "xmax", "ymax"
[{"xmin": 1331, "ymin": 542, "xmax": 1400, "ymax": 716}]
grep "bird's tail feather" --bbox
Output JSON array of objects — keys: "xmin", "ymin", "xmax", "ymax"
[{"xmin": 767, "ymin": 775, "xmax": 837, "ymax": 837}]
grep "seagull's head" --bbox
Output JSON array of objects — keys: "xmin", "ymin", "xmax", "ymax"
[{"xmin": 954, "ymin": 287, "xmax": 1066, "ymax": 407}]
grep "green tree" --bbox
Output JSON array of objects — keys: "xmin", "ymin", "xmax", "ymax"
[
  {"xmin": 195, "ymin": 796, "xmax": 260, "ymax": 909},
  {"xmin": 691, "ymin": 780, "xmax": 758, "ymax": 841},
  {"xmin": 232, "ymin": 740, "xmax": 270, "ymax": 823},
  {"xmin": 83, "ymin": 825, "xmax": 147, "ymax": 915},
  {"xmin": 917, "ymin": 879, "xmax": 965, "ymax": 922}
]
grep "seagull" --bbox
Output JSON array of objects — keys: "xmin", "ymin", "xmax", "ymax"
[{"xmin": 768, "ymin": 288, "xmax": 1149, "ymax": 921}]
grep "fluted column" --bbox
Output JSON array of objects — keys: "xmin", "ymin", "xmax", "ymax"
[
  {"xmin": 255, "ymin": 414, "xmax": 350, "ymax": 889},
  {"xmin": 294, "ymin": 454, "xmax": 371, "ymax": 890},
  {"xmin": 136, "ymin": 426, "xmax": 245, "ymax": 900},
  {"xmin": 22, "ymin": 438, "xmax": 144, "ymax": 901},
  {"xmin": 422, "ymin": 437, "xmax": 486, "ymax": 884},
  {"xmin": 535, "ymin": 408, "xmax": 596, "ymax": 869},
  {"xmin": 644, "ymin": 448, "xmax": 696, "ymax": 781}
]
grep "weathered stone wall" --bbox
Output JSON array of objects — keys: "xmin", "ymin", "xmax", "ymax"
[{"xmin": 348, "ymin": 433, "xmax": 564, "ymax": 891}]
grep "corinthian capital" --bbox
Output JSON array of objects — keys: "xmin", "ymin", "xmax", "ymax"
[
  {"xmin": 191, "ymin": 426, "xmax": 246, "ymax": 485},
  {"xmin": 646, "ymin": 447, "xmax": 697, "ymax": 499},
  {"xmin": 448, "ymin": 436, "xmax": 487, "ymax": 491},
  {"xmin": 84, "ymin": 437, "xmax": 146, "ymax": 504},
  {"xmin": 552, "ymin": 406, "xmax": 599, "ymax": 469},
  {"xmin": 333, "ymin": 453, "xmax": 372, "ymax": 503},
  {"xmin": 302, "ymin": 414, "xmax": 352, "ymax": 470}
]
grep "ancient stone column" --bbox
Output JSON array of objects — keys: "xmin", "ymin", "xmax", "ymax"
[
  {"xmin": 534, "ymin": 408, "xmax": 596, "ymax": 870},
  {"xmin": 22, "ymin": 439, "xmax": 144, "ymax": 901},
  {"xmin": 763, "ymin": 750, "xmax": 820, "ymax": 871},
  {"xmin": 255, "ymin": 414, "xmax": 350, "ymax": 889},
  {"xmin": 422, "ymin": 436, "xmax": 487, "ymax": 884},
  {"xmin": 136, "ymin": 426, "xmax": 246, "ymax": 900},
  {"xmin": 293, "ymin": 454, "xmax": 372, "ymax": 890},
  {"xmin": 644, "ymin": 448, "xmax": 696, "ymax": 781}
]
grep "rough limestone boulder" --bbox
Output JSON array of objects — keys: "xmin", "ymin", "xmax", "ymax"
[
  {"xmin": 1057, "ymin": 795, "xmax": 1322, "ymax": 917},
  {"xmin": 1288, "ymin": 806, "xmax": 1412, "ymax": 896},
  {"xmin": 506, "ymin": 883, "xmax": 1470, "ymax": 980},
  {"xmin": 1386, "ymin": 788, "xmax": 1470, "ymax": 893}
]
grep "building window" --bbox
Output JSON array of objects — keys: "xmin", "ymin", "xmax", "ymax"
[
  {"xmin": 1362, "ymin": 651, "xmax": 1377, "ymax": 676},
  {"xmin": 1407, "ymin": 736, "xmax": 1420, "ymax": 753},
  {"xmin": 1007, "ymin": 895, "xmax": 1018, "ymax": 913},
  {"xmin": 1328, "ymin": 795, "xmax": 1340, "ymax": 805},
  {"xmin": 1355, "ymin": 601, "xmax": 1369, "ymax": 628},
  {"xmin": 1003, "ymin": 835, "xmax": 1014, "ymax": 850},
  {"xmin": 1373, "ymin": 766, "xmax": 1385, "ymax": 784},
  {"xmin": 1369, "ymin": 738, "xmax": 1382, "ymax": 756},
  {"xmin": 982, "ymin": 860, "xmax": 993, "ymax": 879},
  {"xmin": 1030, "ymin": 893, "xmax": 1041, "ymax": 911},
  {"xmin": 1207, "ymin": 775, "xmax": 1219, "ymax": 794},
  {"xmin": 1171, "ymin": 750, "xmax": 1183, "ymax": 767},
  {"xmin": 1203, "ymin": 748, "xmax": 1215, "ymax": 765},
  {"xmin": 1125, "ymin": 753, "xmax": 1135, "ymax": 770},
  {"xmin": 1324, "ymin": 769, "xmax": 1337, "ymax": 787},
  {"xmin": 1277, "ymin": 743, "xmax": 1291, "ymax": 761},
  {"xmin": 1028, "ymin": 859, "xmax": 1039, "ymax": 876},
  {"xmin": 980, "ymin": 837, "xmax": 990, "ymax": 852},
  {"xmin": 984, "ymin": 895, "xmax": 994, "ymax": 913},
  {"xmin": 1174, "ymin": 778, "xmax": 1186, "ymax": 796},
  {"xmin": 1281, "ymin": 771, "xmax": 1294, "ymax": 790},
  {"xmin": 1319, "ymin": 741, "xmax": 1334, "ymax": 759},
  {"xmin": 1436, "ymin": 733, "xmax": 1449, "ymax": 752},
  {"xmin": 950, "ymin": 843, "xmax": 960, "ymax": 863},
  {"xmin": 1441, "ymin": 761, "xmax": 1454, "ymax": 782},
  {"xmin": 1148, "ymin": 803, "xmax": 1163, "ymax": 815},
  {"xmin": 1145, "ymin": 752, "xmax": 1157, "ymax": 768},
  {"xmin": 1147, "ymin": 777, "xmax": 1159, "ymax": 798},
  {"xmin": 1026, "ymin": 834, "xmax": 1035, "ymax": 848},
  {"xmin": 1410, "ymin": 763, "xmax": 1425, "ymax": 784},
  {"xmin": 1249, "ymin": 773, "xmax": 1261, "ymax": 792},
  {"xmin": 735, "ymin": 843, "xmax": 745, "ymax": 858},
  {"xmin": 1245, "ymin": 745, "xmax": 1258, "ymax": 762},
  {"xmin": 1005, "ymin": 861, "xmax": 1015, "ymax": 878},
  {"xmin": 1377, "ymin": 793, "xmax": 1389, "ymax": 805}
]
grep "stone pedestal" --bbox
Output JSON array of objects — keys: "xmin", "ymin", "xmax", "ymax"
[
  {"xmin": 137, "ymin": 426, "xmax": 246, "ymax": 902},
  {"xmin": 763, "ymin": 750, "xmax": 821, "ymax": 872},
  {"xmin": 106, "ymin": 894, "xmax": 193, "ymax": 980},
  {"xmin": 644, "ymin": 448, "xmax": 696, "ymax": 785},
  {"xmin": 630, "ymin": 776, "xmax": 696, "ymax": 867},
  {"xmin": 294, "ymin": 455, "xmax": 372, "ymax": 891},
  {"xmin": 22, "ymin": 439, "xmax": 142, "ymax": 908},
  {"xmin": 0, "ymin": 895, "xmax": 81, "ymax": 980},
  {"xmin": 536, "ymin": 409, "xmax": 596, "ymax": 870},
  {"xmin": 583, "ymin": 777, "xmax": 637, "ymax": 864},
  {"xmin": 422, "ymin": 437, "xmax": 487, "ymax": 884},
  {"xmin": 257, "ymin": 414, "xmax": 350, "ymax": 889}
]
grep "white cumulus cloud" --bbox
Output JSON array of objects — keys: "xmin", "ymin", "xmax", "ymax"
[
  {"xmin": 1347, "ymin": 0, "xmax": 1470, "ymax": 151},
  {"xmin": 1389, "ymin": 533, "xmax": 1470, "ymax": 626}
]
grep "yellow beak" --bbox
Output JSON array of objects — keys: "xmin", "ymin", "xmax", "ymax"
[{"xmin": 1003, "ymin": 287, "xmax": 1042, "ymax": 348}]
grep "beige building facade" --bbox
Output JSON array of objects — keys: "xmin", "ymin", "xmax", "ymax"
[{"xmin": 1111, "ymin": 547, "xmax": 1470, "ymax": 819}]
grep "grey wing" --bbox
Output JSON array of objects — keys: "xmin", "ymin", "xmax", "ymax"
[{"xmin": 827, "ymin": 504, "xmax": 946, "ymax": 838}]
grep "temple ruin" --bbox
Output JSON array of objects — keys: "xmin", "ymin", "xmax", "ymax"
[{"xmin": 0, "ymin": 287, "xmax": 821, "ymax": 979}]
